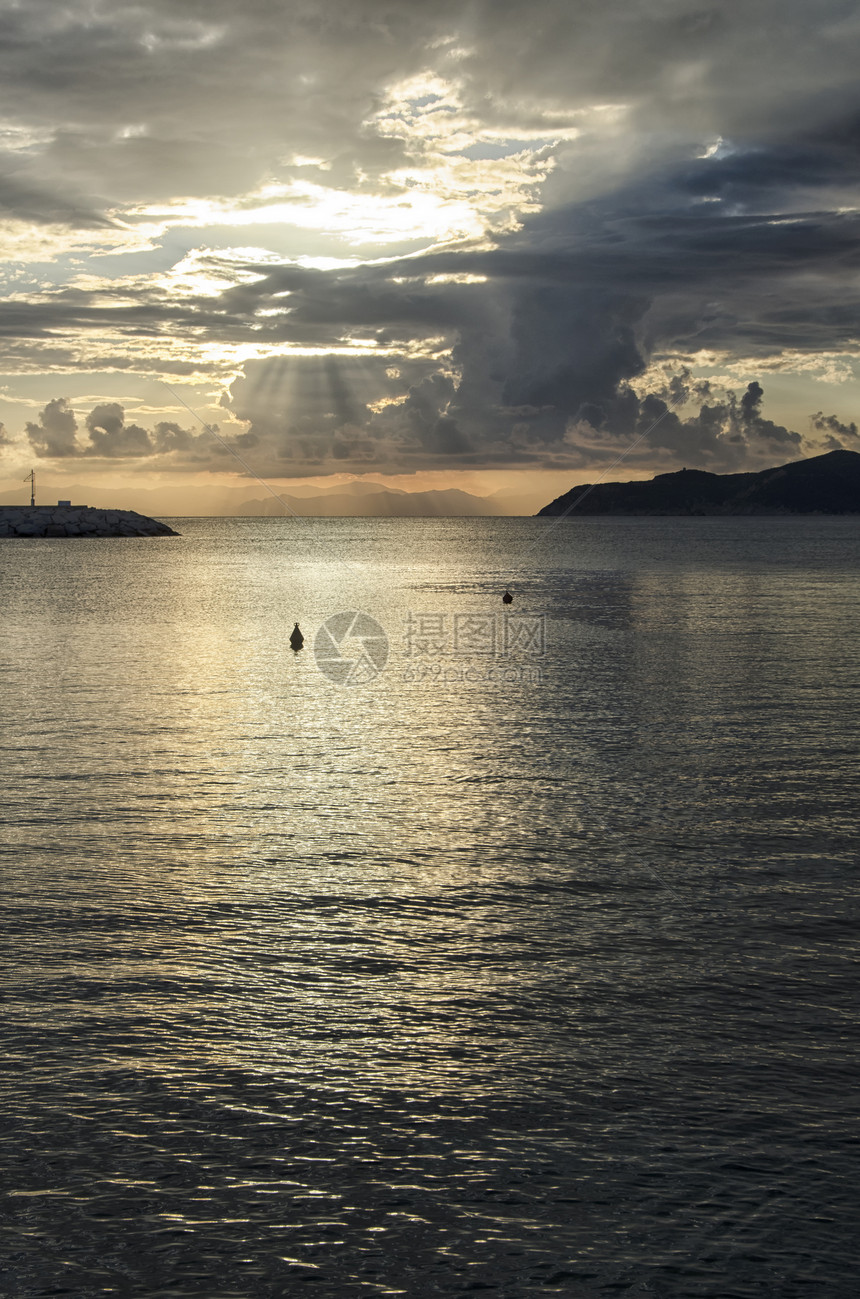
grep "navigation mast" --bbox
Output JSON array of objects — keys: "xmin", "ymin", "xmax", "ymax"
[{"xmin": 23, "ymin": 469, "xmax": 35, "ymax": 506}]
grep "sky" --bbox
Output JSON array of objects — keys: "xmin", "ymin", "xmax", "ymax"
[{"xmin": 1, "ymin": 0, "xmax": 859, "ymax": 510}]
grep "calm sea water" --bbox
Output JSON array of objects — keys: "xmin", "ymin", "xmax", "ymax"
[{"xmin": 2, "ymin": 516, "xmax": 858, "ymax": 1298}]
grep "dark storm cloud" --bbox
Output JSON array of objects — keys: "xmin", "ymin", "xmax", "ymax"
[
  {"xmin": 6, "ymin": 180, "xmax": 859, "ymax": 474},
  {"xmin": 2, "ymin": 0, "xmax": 858, "ymax": 210},
  {"xmin": 811, "ymin": 410, "xmax": 860, "ymax": 450},
  {"xmin": 215, "ymin": 190, "xmax": 859, "ymax": 471},
  {"xmin": 2, "ymin": 0, "xmax": 860, "ymax": 475},
  {"xmin": 601, "ymin": 376, "xmax": 802, "ymax": 473},
  {"xmin": 605, "ymin": 378, "xmax": 803, "ymax": 472},
  {"xmin": 0, "ymin": 0, "xmax": 452, "ymax": 207}
]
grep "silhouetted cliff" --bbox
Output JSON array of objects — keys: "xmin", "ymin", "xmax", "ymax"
[{"xmin": 537, "ymin": 449, "xmax": 860, "ymax": 516}]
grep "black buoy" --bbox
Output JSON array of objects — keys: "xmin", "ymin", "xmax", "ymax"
[
  {"xmin": 502, "ymin": 590, "xmax": 513, "ymax": 604},
  {"xmin": 289, "ymin": 622, "xmax": 304, "ymax": 651}
]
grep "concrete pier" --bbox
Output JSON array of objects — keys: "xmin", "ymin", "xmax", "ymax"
[{"xmin": 0, "ymin": 506, "xmax": 178, "ymax": 538}]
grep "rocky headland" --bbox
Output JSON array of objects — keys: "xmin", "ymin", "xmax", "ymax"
[
  {"xmin": 537, "ymin": 448, "xmax": 860, "ymax": 516},
  {"xmin": 0, "ymin": 506, "xmax": 178, "ymax": 538}
]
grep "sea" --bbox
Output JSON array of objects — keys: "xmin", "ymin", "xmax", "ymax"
[{"xmin": 1, "ymin": 515, "xmax": 858, "ymax": 1298}]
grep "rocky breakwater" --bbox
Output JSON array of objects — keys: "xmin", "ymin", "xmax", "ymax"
[{"xmin": 0, "ymin": 506, "xmax": 178, "ymax": 538}]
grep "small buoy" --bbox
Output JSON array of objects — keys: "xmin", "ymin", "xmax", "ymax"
[
  {"xmin": 289, "ymin": 622, "xmax": 304, "ymax": 651},
  {"xmin": 502, "ymin": 590, "xmax": 513, "ymax": 605}
]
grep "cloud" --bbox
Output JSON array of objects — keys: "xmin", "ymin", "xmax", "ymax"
[
  {"xmin": 739, "ymin": 380, "xmax": 802, "ymax": 447},
  {"xmin": 21, "ymin": 397, "xmax": 207, "ymax": 460},
  {"xmin": 85, "ymin": 403, "xmax": 154, "ymax": 456},
  {"xmin": 607, "ymin": 378, "xmax": 804, "ymax": 471},
  {"xmin": 207, "ymin": 192, "xmax": 854, "ymax": 473},
  {"xmin": 25, "ymin": 397, "xmax": 80, "ymax": 457},
  {"xmin": 811, "ymin": 410, "xmax": 860, "ymax": 450},
  {"xmin": 1, "ymin": 0, "xmax": 857, "ymax": 229},
  {"xmin": 1, "ymin": 0, "xmax": 860, "ymax": 481},
  {"xmin": 0, "ymin": 173, "xmax": 114, "ymax": 228}
]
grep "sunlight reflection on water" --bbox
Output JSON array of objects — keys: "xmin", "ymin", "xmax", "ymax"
[{"xmin": 2, "ymin": 517, "xmax": 859, "ymax": 1296}]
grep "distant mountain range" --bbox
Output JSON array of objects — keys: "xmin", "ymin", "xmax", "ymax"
[
  {"xmin": 236, "ymin": 485, "xmax": 499, "ymax": 516},
  {"xmin": 0, "ymin": 480, "xmax": 547, "ymax": 516},
  {"xmin": 234, "ymin": 482, "xmax": 550, "ymax": 516},
  {"xmin": 537, "ymin": 449, "xmax": 860, "ymax": 516},
  {"xmin": 11, "ymin": 451, "xmax": 856, "ymax": 518}
]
